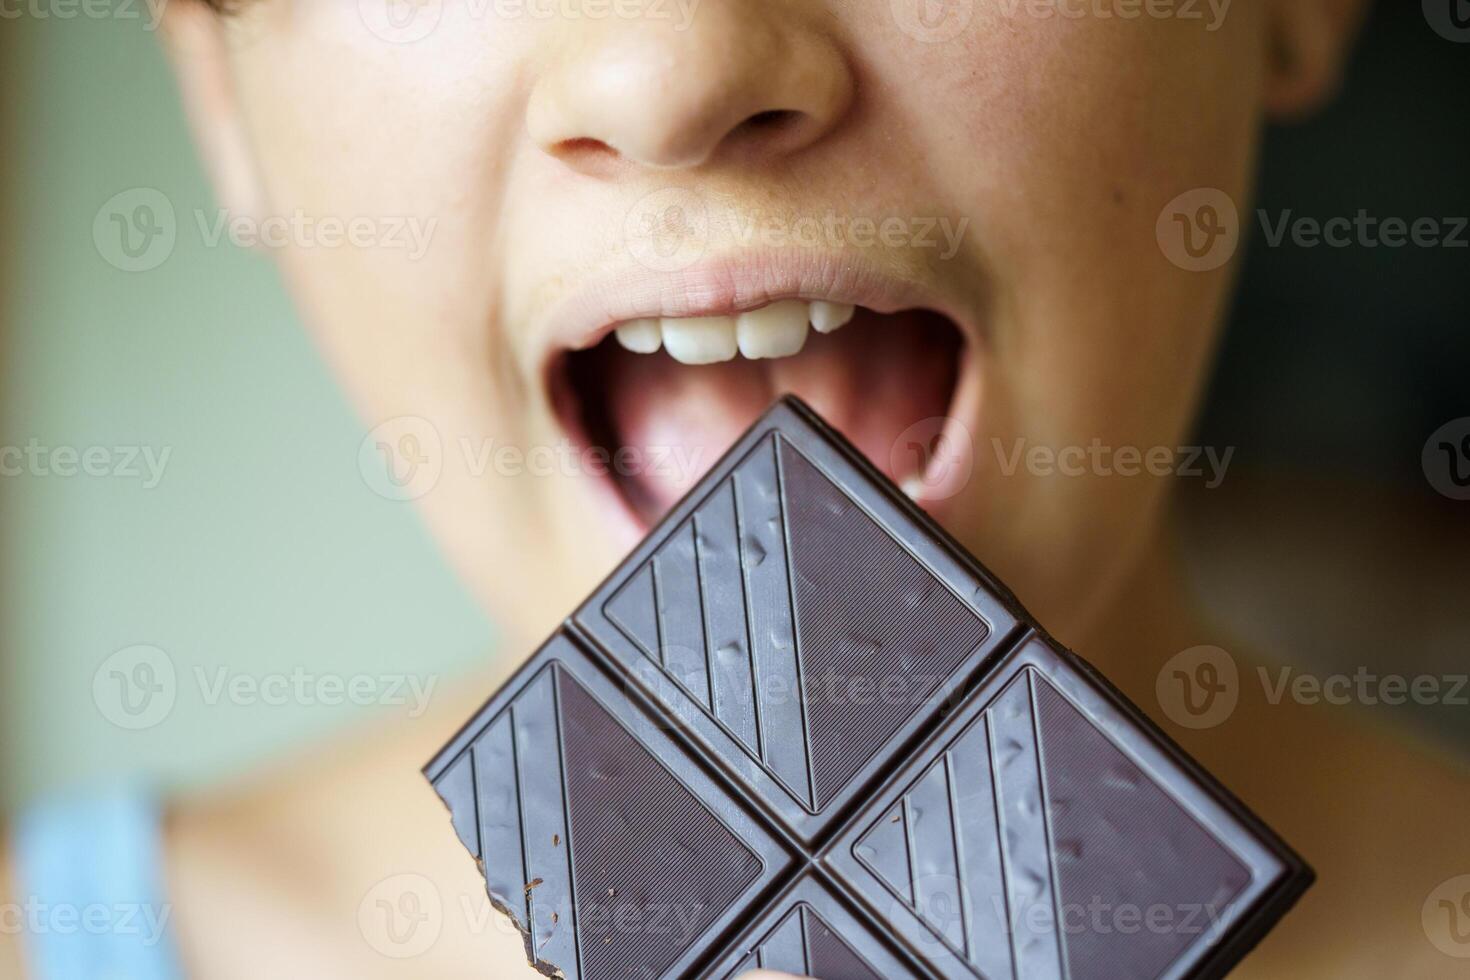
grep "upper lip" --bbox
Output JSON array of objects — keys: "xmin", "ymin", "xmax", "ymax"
[{"xmin": 532, "ymin": 247, "xmax": 980, "ymax": 385}]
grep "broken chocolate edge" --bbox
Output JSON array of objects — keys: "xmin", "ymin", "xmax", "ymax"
[{"xmin": 422, "ymin": 394, "xmax": 1315, "ymax": 980}]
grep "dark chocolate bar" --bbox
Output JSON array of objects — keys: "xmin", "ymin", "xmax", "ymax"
[{"xmin": 424, "ymin": 396, "xmax": 1312, "ymax": 980}]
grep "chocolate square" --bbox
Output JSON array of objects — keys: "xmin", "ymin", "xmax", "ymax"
[
  {"xmin": 573, "ymin": 400, "xmax": 1021, "ymax": 845},
  {"xmin": 425, "ymin": 396, "xmax": 1311, "ymax": 979},
  {"xmin": 426, "ymin": 632, "xmax": 795, "ymax": 978}
]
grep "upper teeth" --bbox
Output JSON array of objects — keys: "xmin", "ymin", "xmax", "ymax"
[{"xmin": 613, "ymin": 299, "xmax": 855, "ymax": 365}]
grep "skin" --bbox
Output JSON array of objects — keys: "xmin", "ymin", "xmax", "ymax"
[{"xmin": 6, "ymin": 0, "xmax": 1470, "ymax": 976}]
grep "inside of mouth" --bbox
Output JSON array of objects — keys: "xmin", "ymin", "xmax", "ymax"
[{"xmin": 554, "ymin": 307, "xmax": 965, "ymax": 526}]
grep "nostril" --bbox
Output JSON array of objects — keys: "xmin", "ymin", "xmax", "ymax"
[
  {"xmin": 723, "ymin": 109, "xmax": 811, "ymax": 159},
  {"xmin": 552, "ymin": 136, "xmax": 619, "ymax": 160},
  {"xmin": 546, "ymin": 136, "xmax": 625, "ymax": 177},
  {"xmin": 735, "ymin": 109, "xmax": 803, "ymax": 138}
]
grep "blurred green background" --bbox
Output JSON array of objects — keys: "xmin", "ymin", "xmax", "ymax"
[
  {"xmin": 1, "ymin": 2, "xmax": 1466, "ymax": 814},
  {"xmin": 0, "ymin": 9, "xmax": 494, "ymax": 810}
]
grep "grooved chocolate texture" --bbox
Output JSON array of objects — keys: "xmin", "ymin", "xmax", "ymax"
[
  {"xmin": 427, "ymin": 397, "xmax": 1314, "ymax": 980},
  {"xmin": 604, "ymin": 433, "xmax": 988, "ymax": 812},
  {"xmin": 557, "ymin": 671, "xmax": 763, "ymax": 979},
  {"xmin": 731, "ymin": 904, "xmax": 884, "ymax": 980},
  {"xmin": 1034, "ymin": 678, "xmax": 1251, "ymax": 979},
  {"xmin": 780, "ymin": 439, "xmax": 989, "ymax": 807},
  {"xmin": 844, "ymin": 669, "xmax": 1258, "ymax": 979},
  {"xmin": 804, "ymin": 907, "xmax": 887, "ymax": 980},
  {"xmin": 427, "ymin": 651, "xmax": 776, "ymax": 980}
]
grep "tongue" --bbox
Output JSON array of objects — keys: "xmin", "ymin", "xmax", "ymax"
[{"xmin": 600, "ymin": 310, "xmax": 961, "ymax": 523}]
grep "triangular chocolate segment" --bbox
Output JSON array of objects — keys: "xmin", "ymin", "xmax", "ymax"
[
  {"xmin": 735, "ymin": 904, "xmax": 885, "ymax": 980},
  {"xmin": 779, "ymin": 439, "xmax": 989, "ymax": 807},
  {"xmin": 606, "ymin": 561, "xmax": 660, "ymax": 663},
  {"xmin": 803, "ymin": 906, "xmax": 886, "ymax": 980},
  {"xmin": 852, "ymin": 802, "xmax": 914, "ymax": 906},
  {"xmin": 1034, "ymin": 679, "xmax": 1253, "ymax": 980},
  {"xmin": 557, "ymin": 670, "xmax": 763, "ymax": 980}
]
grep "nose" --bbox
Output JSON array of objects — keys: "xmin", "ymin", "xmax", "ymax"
[{"xmin": 527, "ymin": 2, "xmax": 853, "ymax": 171}]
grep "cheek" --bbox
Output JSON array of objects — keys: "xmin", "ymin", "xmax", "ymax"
[
  {"xmin": 222, "ymin": 2, "xmax": 538, "ymax": 364},
  {"xmin": 877, "ymin": 13, "xmax": 1266, "ymax": 630},
  {"xmin": 848, "ymin": 10, "xmax": 1266, "ymax": 452},
  {"xmin": 220, "ymin": 9, "xmax": 590, "ymax": 634}
]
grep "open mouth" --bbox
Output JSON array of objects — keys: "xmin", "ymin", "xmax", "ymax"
[{"xmin": 549, "ymin": 297, "xmax": 968, "ymax": 530}]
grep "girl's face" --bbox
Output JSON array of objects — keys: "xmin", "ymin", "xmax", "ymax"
[{"xmin": 167, "ymin": 0, "xmax": 1358, "ymax": 644}]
